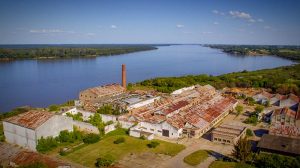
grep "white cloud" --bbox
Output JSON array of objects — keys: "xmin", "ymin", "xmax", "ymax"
[
  {"xmin": 176, "ymin": 24, "xmax": 184, "ymax": 28},
  {"xmin": 111, "ymin": 25, "xmax": 117, "ymax": 29},
  {"xmin": 257, "ymin": 18, "xmax": 264, "ymax": 22},
  {"xmin": 229, "ymin": 11, "xmax": 252, "ymax": 20},
  {"xmin": 30, "ymin": 29, "xmax": 65, "ymax": 33},
  {"xmin": 213, "ymin": 22, "xmax": 219, "ymax": 25},
  {"xmin": 202, "ymin": 31, "xmax": 212, "ymax": 34},
  {"xmin": 248, "ymin": 19, "xmax": 256, "ymax": 23},
  {"xmin": 86, "ymin": 33, "xmax": 95, "ymax": 36},
  {"xmin": 264, "ymin": 25, "xmax": 271, "ymax": 29},
  {"xmin": 212, "ymin": 10, "xmax": 219, "ymax": 14}
]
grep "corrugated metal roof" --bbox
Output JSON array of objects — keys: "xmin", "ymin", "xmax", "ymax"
[{"xmin": 4, "ymin": 110, "xmax": 54, "ymax": 129}]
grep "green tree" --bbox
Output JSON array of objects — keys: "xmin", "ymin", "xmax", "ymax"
[
  {"xmin": 255, "ymin": 105, "xmax": 264, "ymax": 113},
  {"xmin": 232, "ymin": 137, "xmax": 252, "ymax": 162},
  {"xmin": 88, "ymin": 113, "xmax": 105, "ymax": 134},
  {"xmin": 235, "ymin": 105, "xmax": 244, "ymax": 116}
]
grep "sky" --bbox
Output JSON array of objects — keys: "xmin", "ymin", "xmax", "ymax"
[{"xmin": 0, "ymin": 0, "xmax": 299, "ymax": 45}]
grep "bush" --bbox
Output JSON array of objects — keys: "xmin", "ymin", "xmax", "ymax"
[
  {"xmin": 113, "ymin": 137, "xmax": 125, "ymax": 144},
  {"xmin": 36, "ymin": 137, "xmax": 58, "ymax": 153},
  {"xmin": 58, "ymin": 130, "xmax": 74, "ymax": 143},
  {"xmin": 48, "ymin": 105, "xmax": 60, "ymax": 112},
  {"xmin": 95, "ymin": 154, "xmax": 115, "ymax": 167},
  {"xmin": 147, "ymin": 141, "xmax": 160, "ymax": 148},
  {"xmin": 139, "ymin": 135, "xmax": 146, "ymax": 140},
  {"xmin": 246, "ymin": 129, "xmax": 253, "ymax": 137},
  {"xmin": 83, "ymin": 133, "xmax": 100, "ymax": 144}
]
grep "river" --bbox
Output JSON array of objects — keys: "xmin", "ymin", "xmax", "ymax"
[{"xmin": 0, "ymin": 45, "xmax": 295, "ymax": 112}]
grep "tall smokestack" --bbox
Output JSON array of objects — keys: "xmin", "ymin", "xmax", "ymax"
[{"xmin": 122, "ymin": 64, "xmax": 126, "ymax": 89}]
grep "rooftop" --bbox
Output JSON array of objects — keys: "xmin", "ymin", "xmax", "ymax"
[
  {"xmin": 81, "ymin": 83, "xmax": 125, "ymax": 97},
  {"xmin": 257, "ymin": 134, "xmax": 300, "ymax": 155},
  {"xmin": 4, "ymin": 110, "xmax": 54, "ymax": 130},
  {"xmin": 212, "ymin": 124, "xmax": 246, "ymax": 137}
]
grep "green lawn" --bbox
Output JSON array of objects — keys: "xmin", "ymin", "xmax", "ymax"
[
  {"xmin": 64, "ymin": 134, "xmax": 185, "ymax": 167},
  {"xmin": 183, "ymin": 150, "xmax": 210, "ymax": 166},
  {"xmin": 209, "ymin": 161, "xmax": 237, "ymax": 168}
]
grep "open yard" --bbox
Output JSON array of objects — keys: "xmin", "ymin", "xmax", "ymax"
[
  {"xmin": 209, "ymin": 161, "xmax": 237, "ymax": 168},
  {"xmin": 183, "ymin": 150, "xmax": 210, "ymax": 166},
  {"xmin": 63, "ymin": 130, "xmax": 185, "ymax": 167}
]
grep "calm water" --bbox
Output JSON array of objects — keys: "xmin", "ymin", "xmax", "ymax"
[{"xmin": 0, "ymin": 45, "xmax": 295, "ymax": 112}]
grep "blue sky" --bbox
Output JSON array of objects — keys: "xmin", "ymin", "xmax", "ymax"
[{"xmin": 0, "ymin": 0, "xmax": 299, "ymax": 45}]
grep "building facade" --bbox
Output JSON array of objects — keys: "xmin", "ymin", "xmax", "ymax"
[{"xmin": 3, "ymin": 110, "xmax": 73, "ymax": 151}]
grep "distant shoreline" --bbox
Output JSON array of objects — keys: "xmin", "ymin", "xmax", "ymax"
[{"xmin": 0, "ymin": 45, "xmax": 157, "ymax": 62}]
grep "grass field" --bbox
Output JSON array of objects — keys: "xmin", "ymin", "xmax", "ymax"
[
  {"xmin": 64, "ymin": 131, "xmax": 185, "ymax": 167},
  {"xmin": 208, "ymin": 161, "xmax": 237, "ymax": 168},
  {"xmin": 183, "ymin": 150, "xmax": 210, "ymax": 166}
]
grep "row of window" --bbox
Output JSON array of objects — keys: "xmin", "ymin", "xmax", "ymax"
[{"xmin": 214, "ymin": 137, "xmax": 231, "ymax": 143}]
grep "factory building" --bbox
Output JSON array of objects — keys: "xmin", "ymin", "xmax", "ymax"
[
  {"xmin": 79, "ymin": 83, "xmax": 125, "ymax": 104},
  {"xmin": 211, "ymin": 124, "xmax": 246, "ymax": 145},
  {"xmin": 3, "ymin": 110, "xmax": 73, "ymax": 151}
]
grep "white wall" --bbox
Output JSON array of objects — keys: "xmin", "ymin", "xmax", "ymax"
[
  {"xmin": 73, "ymin": 120, "xmax": 99, "ymax": 134},
  {"xmin": 3, "ymin": 122, "xmax": 36, "ymax": 151},
  {"xmin": 137, "ymin": 121, "xmax": 181, "ymax": 139},
  {"xmin": 36, "ymin": 115, "xmax": 73, "ymax": 140}
]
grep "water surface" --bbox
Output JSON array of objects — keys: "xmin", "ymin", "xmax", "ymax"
[{"xmin": 0, "ymin": 45, "xmax": 295, "ymax": 112}]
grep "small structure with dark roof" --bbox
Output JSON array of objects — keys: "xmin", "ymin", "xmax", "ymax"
[{"xmin": 257, "ymin": 134, "xmax": 300, "ymax": 156}]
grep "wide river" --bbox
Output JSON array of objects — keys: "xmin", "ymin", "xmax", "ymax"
[{"xmin": 0, "ymin": 45, "xmax": 295, "ymax": 112}]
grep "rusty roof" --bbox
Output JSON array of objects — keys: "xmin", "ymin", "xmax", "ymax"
[
  {"xmin": 81, "ymin": 83, "xmax": 125, "ymax": 97},
  {"xmin": 4, "ymin": 110, "xmax": 54, "ymax": 130},
  {"xmin": 273, "ymin": 107, "xmax": 297, "ymax": 118},
  {"xmin": 11, "ymin": 151, "xmax": 69, "ymax": 168}
]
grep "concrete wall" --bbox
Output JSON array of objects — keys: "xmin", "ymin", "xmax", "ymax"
[
  {"xmin": 104, "ymin": 124, "xmax": 116, "ymax": 134},
  {"xmin": 100, "ymin": 114, "xmax": 117, "ymax": 123},
  {"xmin": 73, "ymin": 121, "xmax": 99, "ymax": 134},
  {"xmin": 36, "ymin": 115, "xmax": 73, "ymax": 140},
  {"xmin": 137, "ymin": 121, "xmax": 181, "ymax": 139},
  {"xmin": 3, "ymin": 122, "xmax": 36, "ymax": 151},
  {"xmin": 119, "ymin": 121, "xmax": 135, "ymax": 129},
  {"xmin": 62, "ymin": 107, "xmax": 94, "ymax": 121}
]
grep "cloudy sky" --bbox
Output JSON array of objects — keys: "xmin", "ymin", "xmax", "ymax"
[{"xmin": 0, "ymin": 0, "xmax": 299, "ymax": 45}]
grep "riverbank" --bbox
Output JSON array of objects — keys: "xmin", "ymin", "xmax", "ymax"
[
  {"xmin": 0, "ymin": 45, "xmax": 157, "ymax": 61},
  {"xmin": 133, "ymin": 63, "xmax": 300, "ymax": 96},
  {"xmin": 204, "ymin": 44, "xmax": 300, "ymax": 61}
]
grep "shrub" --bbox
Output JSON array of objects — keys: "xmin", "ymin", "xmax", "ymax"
[
  {"xmin": 95, "ymin": 154, "xmax": 115, "ymax": 167},
  {"xmin": 58, "ymin": 130, "xmax": 74, "ymax": 143},
  {"xmin": 246, "ymin": 129, "xmax": 253, "ymax": 137},
  {"xmin": 48, "ymin": 105, "xmax": 60, "ymax": 112},
  {"xmin": 113, "ymin": 137, "xmax": 125, "ymax": 144},
  {"xmin": 139, "ymin": 135, "xmax": 146, "ymax": 140},
  {"xmin": 36, "ymin": 137, "xmax": 58, "ymax": 153},
  {"xmin": 147, "ymin": 141, "xmax": 160, "ymax": 148},
  {"xmin": 83, "ymin": 133, "xmax": 100, "ymax": 144}
]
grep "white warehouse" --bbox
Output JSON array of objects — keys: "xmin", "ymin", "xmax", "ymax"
[{"xmin": 3, "ymin": 110, "xmax": 73, "ymax": 151}]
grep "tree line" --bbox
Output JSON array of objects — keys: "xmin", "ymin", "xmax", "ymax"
[
  {"xmin": 204, "ymin": 44, "xmax": 300, "ymax": 61},
  {"xmin": 134, "ymin": 64, "xmax": 300, "ymax": 96},
  {"xmin": 0, "ymin": 45, "xmax": 157, "ymax": 60}
]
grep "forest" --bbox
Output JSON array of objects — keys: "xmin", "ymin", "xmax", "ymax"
[
  {"xmin": 204, "ymin": 44, "xmax": 300, "ymax": 61},
  {"xmin": 0, "ymin": 45, "xmax": 157, "ymax": 60},
  {"xmin": 134, "ymin": 64, "xmax": 300, "ymax": 96}
]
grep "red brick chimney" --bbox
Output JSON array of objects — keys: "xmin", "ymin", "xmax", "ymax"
[{"xmin": 122, "ymin": 64, "xmax": 126, "ymax": 89}]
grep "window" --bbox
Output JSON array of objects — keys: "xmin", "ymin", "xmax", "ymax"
[
  {"xmin": 218, "ymin": 138, "xmax": 221, "ymax": 141},
  {"xmin": 214, "ymin": 138, "xmax": 217, "ymax": 141},
  {"xmin": 150, "ymin": 129, "xmax": 154, "ymax": 131},
  {"xmin": 158, "ymin": 130, "xmax": 162, "ymax": 133},
  {"xmin": 227, "ymin": 140, "xmax": 230, "ymax": 143},
  {"xmin": 223, "ymin": 139, "xmax": 226, "ymax": 142}
]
